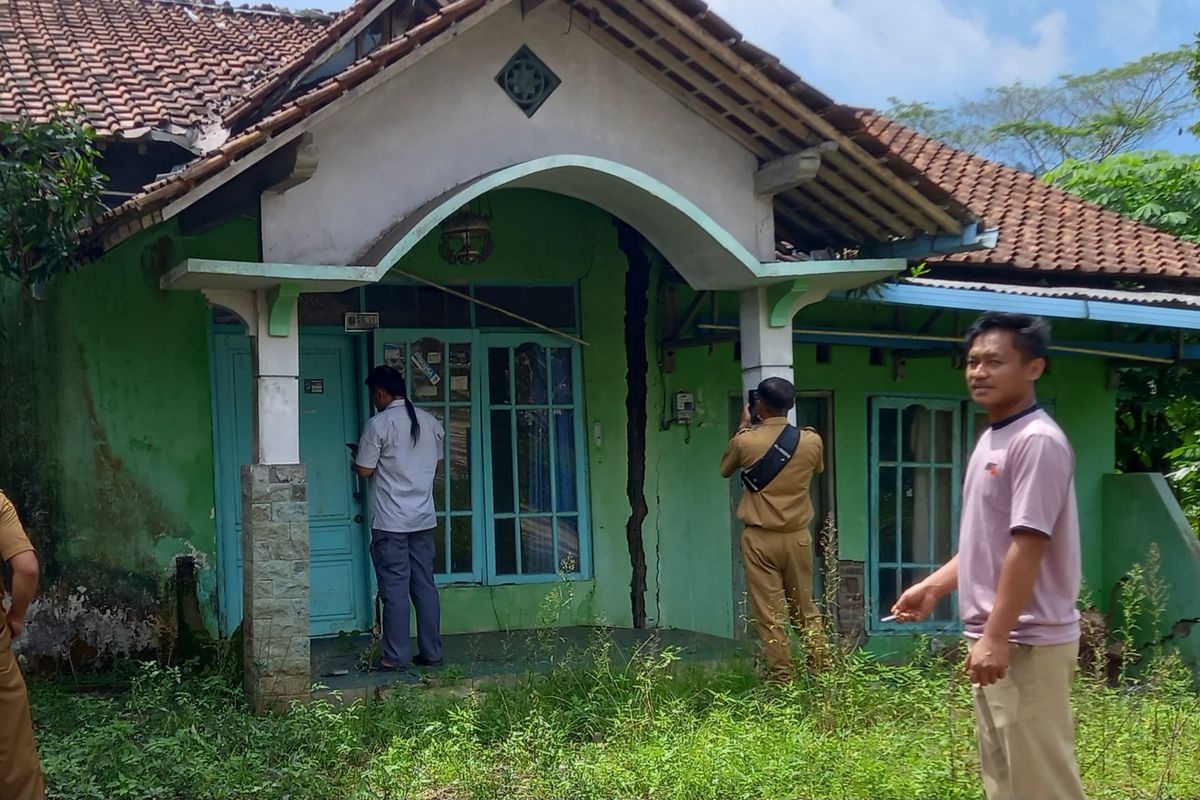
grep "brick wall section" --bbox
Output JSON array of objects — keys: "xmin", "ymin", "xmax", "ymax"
[
  {"xmin": 835, "ymin": 560, "xmax": 867, "ymax": 648},
  {"xmin": 241, "ymin": 464, "xmax": 311, "ymax": 712}
]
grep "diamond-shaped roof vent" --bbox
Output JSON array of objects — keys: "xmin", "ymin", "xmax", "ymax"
[{"xmin": 495, "ymin": 45, "xmax": 561, "ymax": 118}]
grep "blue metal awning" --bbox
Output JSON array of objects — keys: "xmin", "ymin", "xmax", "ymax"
[{"xmin": 848, "ymin": 278, "xmax": 1200, "ymax": 332}]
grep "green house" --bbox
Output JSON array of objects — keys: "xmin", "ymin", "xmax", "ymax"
[{"xmin": 4, "ymin": 0, "xmax": 1200, "ymax": 704}]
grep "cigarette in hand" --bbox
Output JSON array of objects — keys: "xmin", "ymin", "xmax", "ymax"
[{"xmin": 881, "ymin": 614, "xmax": 898, "ymax": 623}]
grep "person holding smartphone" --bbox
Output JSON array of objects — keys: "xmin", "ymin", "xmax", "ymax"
[{"xmin": 719, "ymin": 377, "xmax": 825, "ymax": 681}]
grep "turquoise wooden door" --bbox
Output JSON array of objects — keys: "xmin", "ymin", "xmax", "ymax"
[{"xmin": 213, "ymin": 331, "xmax": 371, "ymax": 637}]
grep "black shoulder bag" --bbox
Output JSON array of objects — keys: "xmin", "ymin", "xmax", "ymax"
[{"xmin": 740, "ymin": 425, "xmax": 800, "ymax": 493}]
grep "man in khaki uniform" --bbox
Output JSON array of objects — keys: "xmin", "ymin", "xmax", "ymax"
[
  {"xmin": 0, "ymin": 492, "xmax": 45, "ymax": 799},
  {"xmin": 720, "ymin": 377, "xmax": 825, "ymax": 680}
]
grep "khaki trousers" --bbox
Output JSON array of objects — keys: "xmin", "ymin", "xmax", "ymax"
[
  {"xmin": 972, "ymin": 639, "xmax": 1086, "ymax": 800},
  {"xmin": 740, "ymin": 526, "xmax": 823, "ymax": 679},
  {"xmin": 0, "ymin": 642, "xmax": 44, "ymax": 800}
]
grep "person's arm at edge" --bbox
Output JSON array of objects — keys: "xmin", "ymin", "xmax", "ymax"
[{"xmin": 7, "ymin": 549, "xmax": 38, "ymax": 638}]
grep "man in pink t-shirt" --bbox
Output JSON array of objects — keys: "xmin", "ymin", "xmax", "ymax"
[{"xmin": 893, "ymin": 311, "xmax": 1086, "ymax": 800}]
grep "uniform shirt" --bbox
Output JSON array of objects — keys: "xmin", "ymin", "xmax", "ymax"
[
  {"xmin": 958, "ymin": 406, "xmax": 1081, "ymax": 645},
  {"xmin": 355, "ymin": 400, "xmax": 445, "ymax": 533},
  {"xmin": 0, "ymin": 493, "xmax": 34, "ymax": 646},
  {"xmin": 720, "ymin": 417, "xmax": 824, "ymax": 533}
]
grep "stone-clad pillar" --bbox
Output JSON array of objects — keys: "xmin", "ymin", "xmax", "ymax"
[{"xmin": 242, "ymin": 464, "xmax": 310, "ymax": 712}]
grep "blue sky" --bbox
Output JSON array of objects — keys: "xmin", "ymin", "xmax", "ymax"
[{"xmin": 297, "ymin": 0, "xmax": 1200, "ymax": 145}]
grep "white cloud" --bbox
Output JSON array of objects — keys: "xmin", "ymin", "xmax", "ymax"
[{"xmin": 703, "ymin": 0, "xmax": 1070, "ymax": 109}]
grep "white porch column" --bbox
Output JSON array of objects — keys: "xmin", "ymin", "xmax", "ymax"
[
  {"xmin": 250, "ymin": 287, "xmax": 301, "ymax": 464},
  {"xmin": 207, "ymin": 285, "xmax": 310, "ymax": 711},
  {"xmin": 740, "ymin": 286, "xmax": 796, "ymax": 423}
]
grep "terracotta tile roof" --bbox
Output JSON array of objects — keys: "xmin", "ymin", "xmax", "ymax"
[
  {"xmin": 0, "ymin": 0, "xmax": 351, "ymax": 143},
  {"xmin": 83, "ymin": 0, "xmax": 520, "ymax": 248},
  {"xmin": 857, "ymin": 111, "xmax": 1200, "ymax": 281}
]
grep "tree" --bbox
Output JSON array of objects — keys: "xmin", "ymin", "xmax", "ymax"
[
  {"xmin": 888, "ymin": 47, "xmax": 1199, "ymax": 174},
  {"xmin": 0, "ymin": 111, "xmax": 105, "ymax": 288},
  {"xmin": 1044, "ymin": 151, "xmax": 1200, "ymax": 241}
]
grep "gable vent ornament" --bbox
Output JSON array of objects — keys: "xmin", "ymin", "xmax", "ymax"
[
  {"xmin": 438, "ymin": 201, "xmax": 494, "ymax": 266},
  {"xmin": 496, "ymin": 45, "xmax": 561, "ymax": 117}
]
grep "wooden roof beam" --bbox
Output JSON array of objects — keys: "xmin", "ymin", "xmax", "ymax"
[
  {"xmin": 638, "ymin": 0, "xmax": 963, "ymax": 234},
  {"xmin": 755, "ymin": 143, "xmax": 834, "ymax": 196}
]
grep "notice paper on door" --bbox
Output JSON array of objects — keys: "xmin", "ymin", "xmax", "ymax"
[
  {"xmin": 383, "ymin": 344, "xmax": 403, "ymax": 371},
  {"xmin": 450, "ymin": 375, "xmax": 469, "ymax": 394}
]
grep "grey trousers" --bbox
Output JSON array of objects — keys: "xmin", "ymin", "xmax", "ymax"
[{"xmin": 370, "ymin": 528, "xmax": 442, "ymax": 665}]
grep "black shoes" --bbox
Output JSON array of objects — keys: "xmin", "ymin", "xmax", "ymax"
[{"xmin": 413, "ymin": 653, "xmax": 444, "ymax": 668}]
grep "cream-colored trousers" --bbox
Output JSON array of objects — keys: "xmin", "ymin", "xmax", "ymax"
[{"xmin": 972, "ymin": 639, "xmax": 1086, "ymax": 800}]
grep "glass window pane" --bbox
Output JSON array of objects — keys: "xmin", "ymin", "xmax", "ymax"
[
  {"xmin": 935, "ymin": 468, "xmax": 954, "ymax": 562},
  {"xmin": 879, "ymin": 408, "xmax": 897, "ymax": 463},
  {"xmin": 427, "ymin": 407, "xmax": 445, "ymax": 504},
  {"xmin": 449, "ymin": 343, "xmax": 472, "ymax": 401},
  {"xmin": 490, "ymin": 410, "xmax": 514, "ymax": 514},
  {"xmin": 494, "ymin": 517, "xmax": 517, "ymax": 575},
  {"xmin": 298, "ymin": 289, "xmax": 359, "ymax": 325},
  {"xmin": 433, "ymin": 521, "xmax": 447, "ymax": 575},
  {"xmin": 551, "ymin": 348, "xmax": 573, "ymax": 404},
  {"xmin": 902, "ymin": 405, "xmax": 930, "ymax": 463},
  {"xmin": 878, "ymin": 466, "xmax": 897, "ymax": 564},
  {"xmin": 367, "ymin": 284, "xmax": 470, "ymax": 328},
  {"xmin": 514, "ymin": 343, "xmax": 548, "ymax": 405},
  {"xmin": 450, "ymin": 515, "xmax": 472, "ymax": 574},
  {"xmin": 933, "ymin": 410, "xmax": 954, "ymax": 463},
  {"xmin": 554, "ymin": 410, "xmax": 578, "ymax": 512},
  {"xmin": 878, "ymin": 568, "xmax": 899, "ymax": 615},
  {"xmin": 517, "ymin": 410, "xmax": 551, "ymax": 513},
  {"xmin": 902, "ymin": 468, "xmax": 931, "ymax": 564},
  {"xmin": 410, "ymin": 339, "xmax": 445, "ymax": 402},
  {"xmin": 558, "ymin": 516, "xmax": 580, "ymax": 574},
  {"xmin": 519, "ymin": 516, "xmax": 555, "ymax": 575},
  {"xmin": 474, "ymin": 286, "xmax": 576, "ymax": 329},
  {"xmin": 449, "ymin": 409, "xmax": 472, "ymax": 511},
  {"xmin": 489, "ymin": 348, "xmax": 510, "ymax": 405},
  {"xmin": 382, "ymin": 342, "xmax": 406, "ymax": 373}
]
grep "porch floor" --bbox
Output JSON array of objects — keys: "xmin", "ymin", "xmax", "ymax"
[{"xmin": 310, "ymin": 626, "xmax": 748, "ymax": 698}]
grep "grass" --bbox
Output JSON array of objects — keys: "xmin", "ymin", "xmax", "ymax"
[{"xmin": 30, "ymin": 630, "xmax": 1200, "ymax": 800}]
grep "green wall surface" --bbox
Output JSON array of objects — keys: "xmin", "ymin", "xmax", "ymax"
[
  {"xmin": 1102, "ymin": 473, "xmax": 1200, "ymax": 678},
  {"xmin": 0, "ymin": 184, "xmax": 1148, "ymax": 663},
  {"xmin": 383, "ymin": 189, "xmax": 640, "ymax": 633},
  {"xmin": 651, "ymin": 295, "xmax": 1117, "ymax": 643},
  {"xmin": 0, "ymin": 216, "xmax": 260, "ymax": 659}
]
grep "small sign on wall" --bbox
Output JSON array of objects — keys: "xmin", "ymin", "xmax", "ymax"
[
  {"xmin": 345, "ymin": 312, "xmax": 380, "ymax": 332},
  {"xmin": 304, "ymin": 379, "xmax": 325, "ymax": 395}
]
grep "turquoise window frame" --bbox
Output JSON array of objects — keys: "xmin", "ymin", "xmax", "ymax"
[
  {"xmin": 868, "ymin": 395, "xmax": 964, "ymax": 634},
  {"xmin": 373, "ymin": 330, "xmax": 485, "ymax": 585},
  {"xmin": 373, "ymin": 328, "xmax": 592, "ymax": 587},
  {"xmin": 480, "ymin": 332, "xmax": 591, "ymax": 585}
]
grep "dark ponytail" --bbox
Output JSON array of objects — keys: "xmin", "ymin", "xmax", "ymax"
[
  {"xmin": 365, "ymin": 364, "xmax": 421, "ymax": 445},
  {"xmin": 404, "ymin": 396, "xmax": 421, "ymax": 445}
]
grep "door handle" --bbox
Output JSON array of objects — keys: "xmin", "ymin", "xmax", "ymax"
[{"xmin": 354, "ymin": 514, "xmax": 364, "ymax": 524}]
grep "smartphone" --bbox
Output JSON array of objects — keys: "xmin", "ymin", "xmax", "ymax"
[{"xmin": 747, "ymin": 389, "xmax": 761, "ymax": 424}]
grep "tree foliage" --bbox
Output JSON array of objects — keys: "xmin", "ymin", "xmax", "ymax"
[
  {"xmin": 1045, "ymin": 151, "xmax": 1200, "ymax": 241},
  {"xmin": 0, "ymin": 111, "xmax": 105, "ymax": 288},
  {"xmin": 888, "ymin": 47, "xmax": 1199, "ymax": 174}
]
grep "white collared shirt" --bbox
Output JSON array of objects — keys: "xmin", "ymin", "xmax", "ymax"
[{"xmin": 355, "ymin": 400, "xmax": 444, "ymax": 532}]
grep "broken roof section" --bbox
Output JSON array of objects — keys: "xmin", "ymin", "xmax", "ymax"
[{"xmin": 0, "ymin": 0, "xmax": 346, "ymax": 149}]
